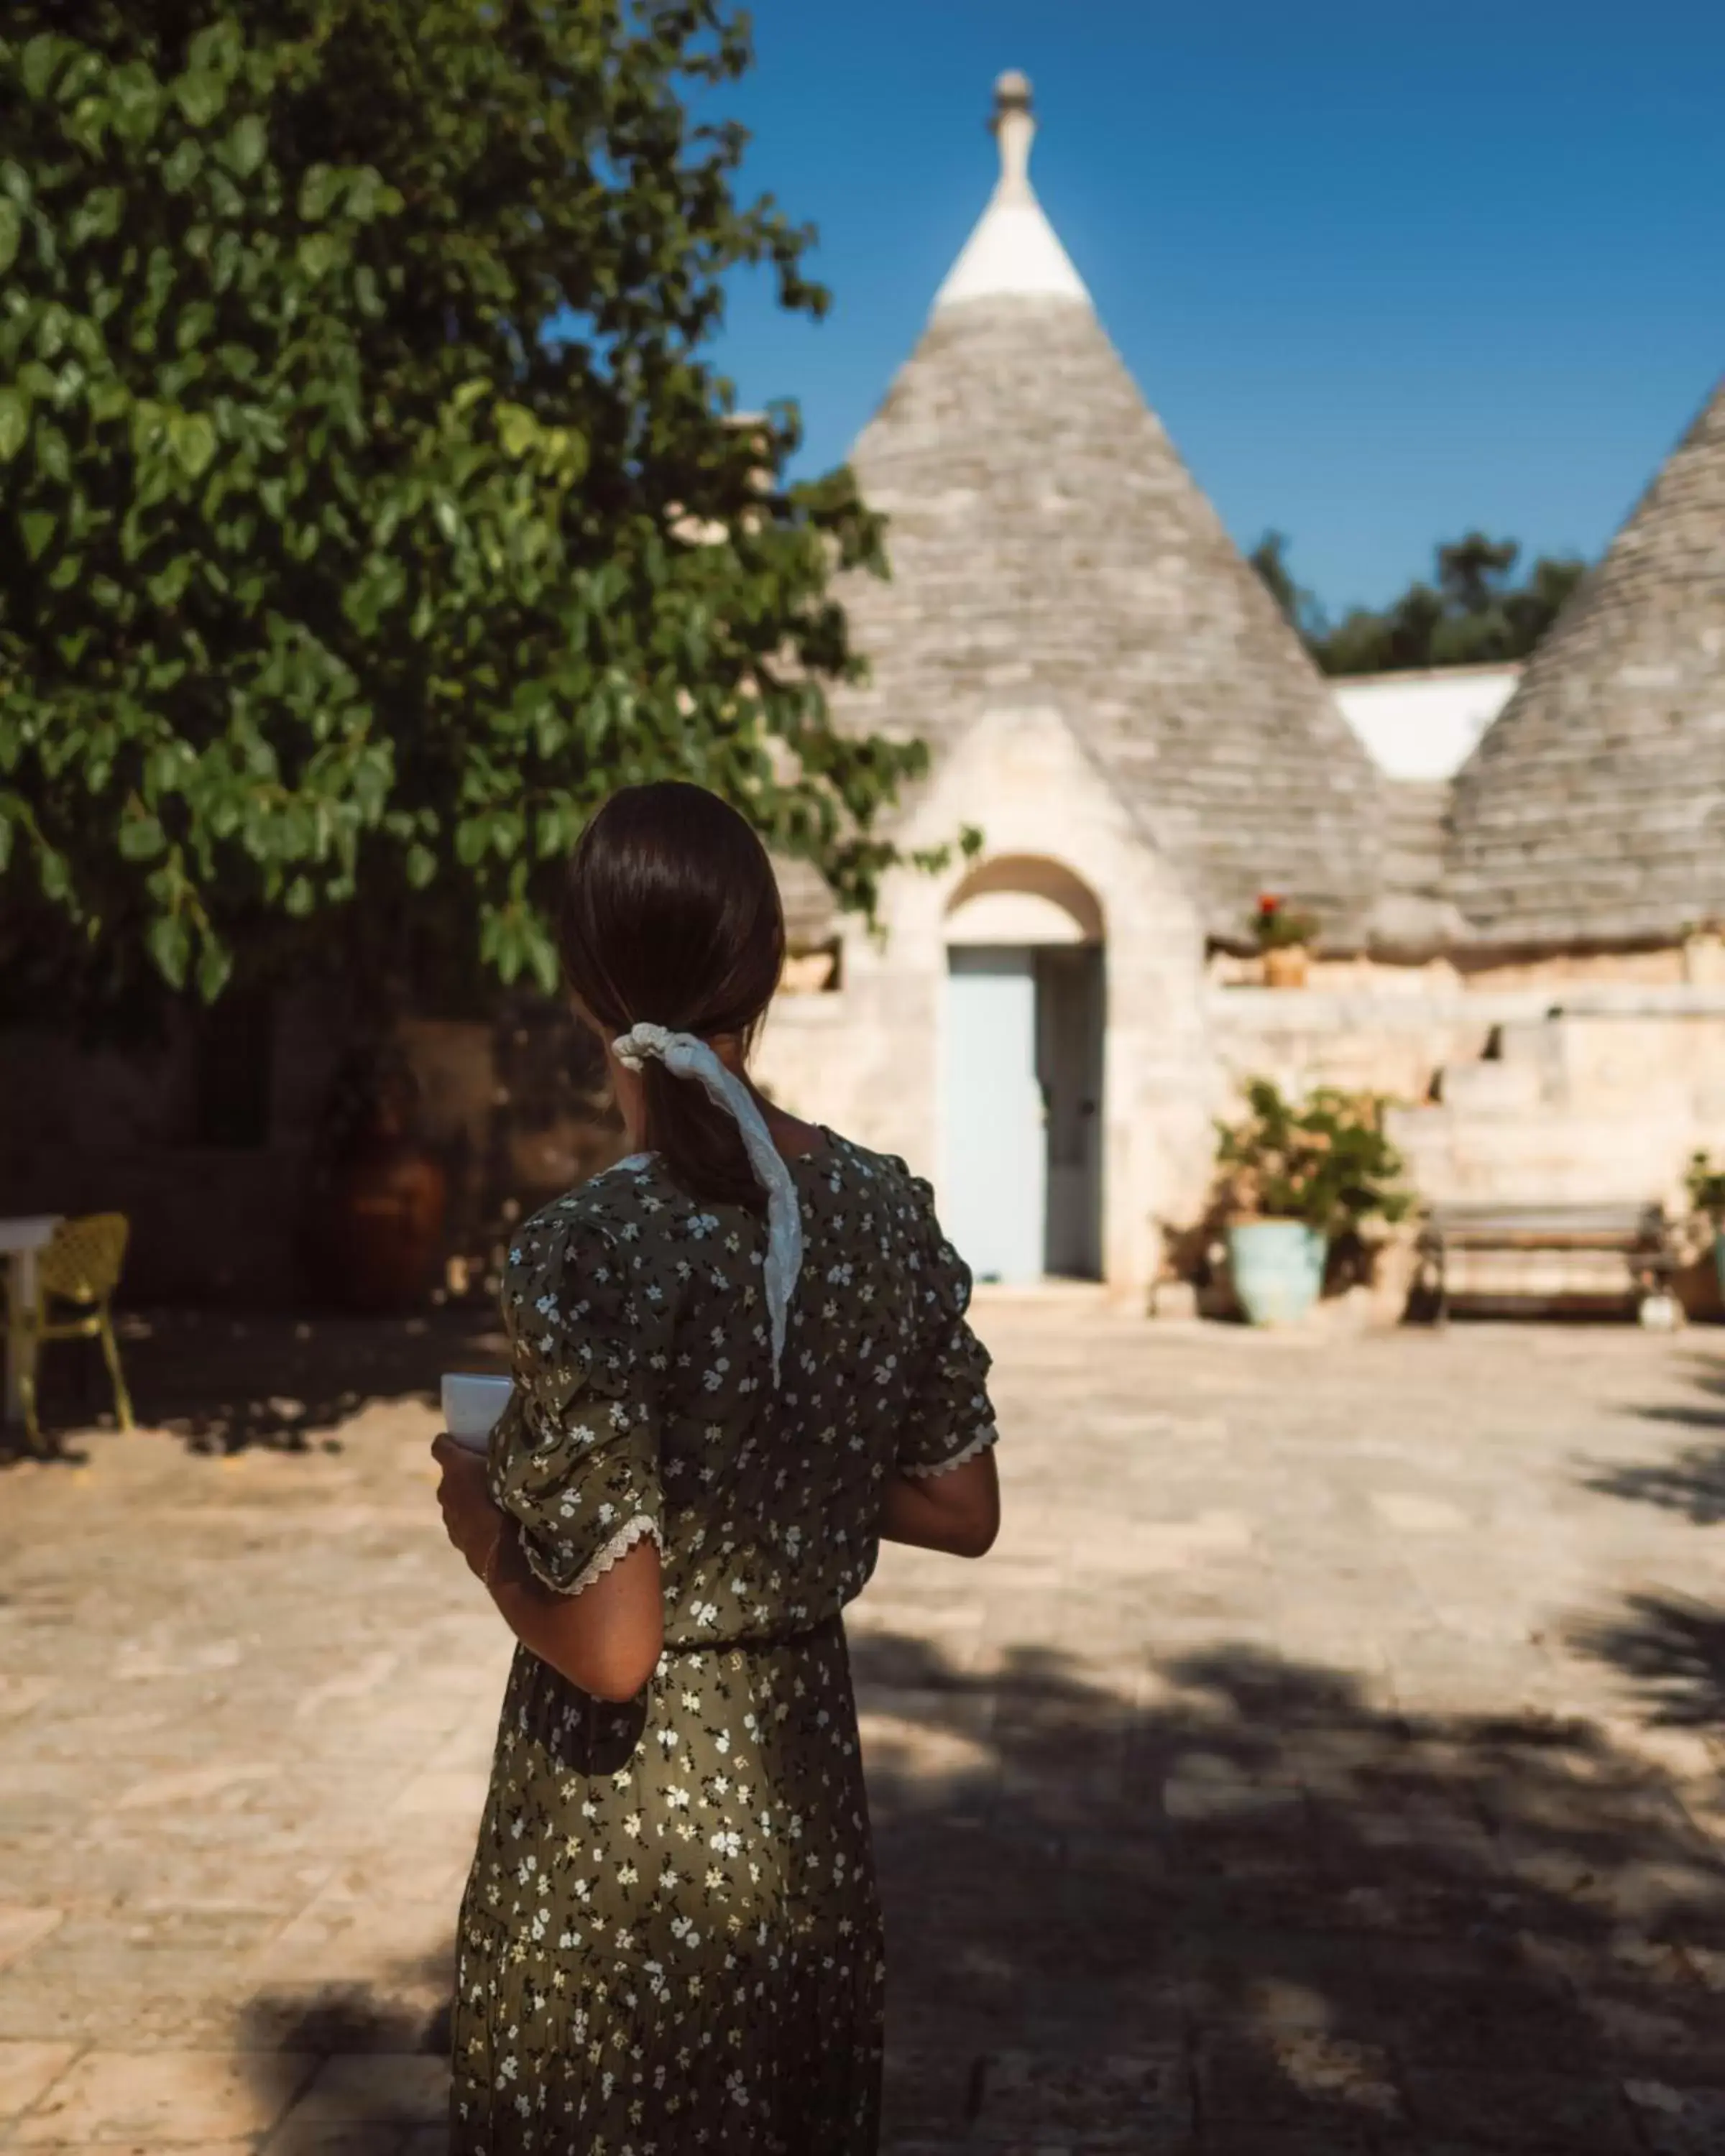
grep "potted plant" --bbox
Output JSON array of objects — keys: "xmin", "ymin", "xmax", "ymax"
[
  {"xmin": 300, "ymin": 1034, "xmax": 449, "ymax": 1314},
  {"xmin": 1686, "ymin": 1151, "xmax": 1725, "ymax": 1298},
  {"xmin": 1254, "ymin": 894, "xmax": 1320, "ymax": 989},
  {"xmin": 1215, "ymin": 1079, "xmax": 1413, "ymax": 1325}
]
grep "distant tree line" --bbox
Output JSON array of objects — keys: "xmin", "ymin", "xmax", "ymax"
[{"xmin": 1250, "ymin": 531, "xmax": 1589, "ymax": 678}]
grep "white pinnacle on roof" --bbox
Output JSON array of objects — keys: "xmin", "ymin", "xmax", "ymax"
[{"xmin": 933, "ymin": 71, "xmax": 1091, "ymax": 313}]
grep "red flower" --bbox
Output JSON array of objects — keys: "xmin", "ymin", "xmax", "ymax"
[{"xmin": 1257, "ymin": 893, "xmax": 1281, "ymax": 916}]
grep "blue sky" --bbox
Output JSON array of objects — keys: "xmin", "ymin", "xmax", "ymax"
[{"xmin": 706, "ymin": 0, "xmax": 1725, "ymax": 616}]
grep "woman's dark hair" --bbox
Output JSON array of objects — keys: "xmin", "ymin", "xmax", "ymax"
[{"xmin": 560, "ymin": 783, "xmax": 786, "ymax": 1208}]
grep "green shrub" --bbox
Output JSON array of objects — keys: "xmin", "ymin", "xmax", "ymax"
[{"xmin": 1215, "ymin": 1078, "xmax": 1414, "ymax": 1238}]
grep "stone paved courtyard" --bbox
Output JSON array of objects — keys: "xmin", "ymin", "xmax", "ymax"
[{"xmin": 6, "ymin": 1300, "xmax": 1725, "ymax": 2152}]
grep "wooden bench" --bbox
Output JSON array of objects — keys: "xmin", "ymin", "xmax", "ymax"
[{"xmin": 1416, "ymin": 1202, "xmax": 1678, "ymax": 1325}]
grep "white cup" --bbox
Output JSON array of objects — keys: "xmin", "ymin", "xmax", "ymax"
[{"xmin": 441, "ymin": 1373, "xmax": 513, "ymax": 1453}]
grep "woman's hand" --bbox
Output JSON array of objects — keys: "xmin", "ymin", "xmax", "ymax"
[{"xmin": 432, "ymin": 1434, "xmax": 505, "ymax": 1579}]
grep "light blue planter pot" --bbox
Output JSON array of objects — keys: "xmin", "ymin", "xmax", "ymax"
[{"xmin": 1228, "ymin": 1220, "xmax": 1328, "ymax": 1327}]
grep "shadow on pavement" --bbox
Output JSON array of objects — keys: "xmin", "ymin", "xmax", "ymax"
[
  {"xmin": 12, "ymin": 1303, "xmax": 510, "ymax": 1462},
  {"xmin": 234, "ymin": 1628, "xmax": 1725, "ymax": 2152},
  {"xmin": 1573, "ymin": 1592, "xmax": 1725, "ymax": 1733},
  {"xmin": 1589, "ymin": 1440, "xmax": 1725, "ymax": 1525}
]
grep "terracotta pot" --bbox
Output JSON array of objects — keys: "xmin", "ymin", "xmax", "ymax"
[
  {"xmin": 303, "ymin": 1050, "xmax": 449, "ymax": 1313},
  {"xmin": 1262, "ymin": 945, "xmax": 1310, "ymax": 990},
  {"xmin": 313, "ymin": 1132, "xmax": 448, "ymax": 1313}
]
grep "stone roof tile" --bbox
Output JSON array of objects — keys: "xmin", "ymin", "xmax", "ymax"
[
  {"xmin": 832, "ymin": 76, "xmax": 1386, "ymax": 946},
  {"xmin": 1448, "ymin": 375, "xmax": 1725, "ymax": 945}
]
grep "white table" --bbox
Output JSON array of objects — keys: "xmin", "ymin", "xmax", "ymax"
[{"xmin": 1, "ymin": 1217, "xmax": 60, "ymax": 1425}]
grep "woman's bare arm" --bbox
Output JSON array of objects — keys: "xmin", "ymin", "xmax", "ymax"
[
  {"xmin": 880, "ymin": 1447, "xmax": 1000, "ymax": 1559},
  {"xmin": 433, "ymin": 1437, "xmax": 663, "ymax": 1700},
  {"xmin": 484, "ymin": 1524, "xmax": 664, "ymax": 1702}
]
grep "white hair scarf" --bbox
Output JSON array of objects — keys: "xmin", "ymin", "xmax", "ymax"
[{"xmin": 612, "ymin": 1024, "xmax": 802, "ymax": 1382}]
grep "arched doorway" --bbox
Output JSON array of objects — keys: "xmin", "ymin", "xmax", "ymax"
[{"xmin": 942, "ymin": 857, "xmax": 1105, "ymax": 1284}]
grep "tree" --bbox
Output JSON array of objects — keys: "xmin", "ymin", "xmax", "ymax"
[
  {"xmin": 1255, "ymin": 529, "xmax": 1589, "ymax": 678},
  {"xmin": 1436, "ymin": 532, "xmax": 1520, "ymax": 619},
  {"xmin": 1247, "ymin": 530, "xmax": 1326, "ymax": 646},
  {"xmin": 0, "ymin": 1, "xmax": 932, "ymax": 1023}
]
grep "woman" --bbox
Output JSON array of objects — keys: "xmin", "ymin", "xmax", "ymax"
[{"xmin": 432, "ymin": 781, "xmax": 1000, "ymax": 2154}]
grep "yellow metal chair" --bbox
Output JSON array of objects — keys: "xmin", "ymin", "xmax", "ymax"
[{"xmin": 17, "ymin": 1213, "xmax": 134, "ymax": 1448}]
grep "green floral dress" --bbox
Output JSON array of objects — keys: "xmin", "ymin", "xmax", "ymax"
[{"xmin": 451, "ymin": 1132, "xmax": 996, "ymax": 2155}]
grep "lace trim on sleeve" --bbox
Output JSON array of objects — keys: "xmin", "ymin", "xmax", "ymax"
[
  {"xmin": 519, "ymin": 1514, "xmax": 663, "ymax": 1598},
  {"xmin": 901, "ymin": 1424, "xmax": 998, "ymax": 1480}
]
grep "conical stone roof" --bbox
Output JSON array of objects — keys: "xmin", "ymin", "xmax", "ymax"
[
  {"xmin": 836, "ymin": 73, "xmax": 1385, "ymax": 945},
  {"xmin": 1448, "ymin": 377, "xmax": 1725, "ymax": 947}
]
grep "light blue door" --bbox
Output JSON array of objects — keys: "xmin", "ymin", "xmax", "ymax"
[{"xmin": 944, "ymin": 948, "xmax": 1046, "ymax": 1284}]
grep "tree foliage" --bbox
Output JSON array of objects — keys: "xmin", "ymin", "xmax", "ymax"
[
  {"xmin": 1247, "ymin": 532, "xmax": 1325, "ymax": 649},
  {"xmin": 1251, "ymin": 529, "xmax": 1588, "ymax": 679},
  {"xmin": 0, "ymin": 1, "xmax": 929, "ymax": 1018}
]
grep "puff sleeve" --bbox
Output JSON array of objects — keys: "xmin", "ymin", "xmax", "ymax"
[
  {"xmin": 895, "ymin": 1179, "xmax": 998, "ymax": 1480},
  {"xmin": 487, "ymin": 1209, "xmax": 671, "ymax": 1596}
]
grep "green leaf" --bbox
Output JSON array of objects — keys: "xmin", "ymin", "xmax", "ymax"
[
  {"xmin": 187, "ymin": 20, "xmax": 242, "ymax": 75},
  {"xmin": 146, "ymin": 913, "xmax": 190, "ymax": 988},
  {"xmin": 21, "ymin": 34, "xmax": 64, "ymax": 102},
  {"xmin": 34, "ymin": 303, "xmax": 68, "ymax": 361},
  {"xmin": 211, "ymin": 229, "xmax": 243, "ymax": 291},
  {"xmin": 196, "ymin": 939, "xmax": 234, "ymax": 1003},
  {"xmin": 20, "ymin": 510, "xmax": 55, "ymax": 561},
  {"xmin": 405, "ymin": 843, "xmax": 436, "ymax": 888},
  {"xmin": 170, "ymin": 412, "xmax": 217, "ymax": 478},
  {"xmin": 297, "ymin": 165, "xmax": 342, "ymax": 221},
  {"xmin": 172, "ymin": 70, "xmax": 228, "ymax": 129},
  {"xmin": 69, "ymin": 186, "xmax": 124, "ymax": 247},
  {"xmin": 496, "ymin": 402, "xmax": 538, "ymax": 458},
  {"xmin": 525, "ymin": 927, "xmax": 559, "ymax": 997},
  {"xmin": 0, "ymin": 389, "xmax": 29, "ymax": 462},
  {"xmin": 34, "ymin": 422, "xmax": 69, "ymax": 484},
  {"xmin": 175, "ymin": 300, "xmax": 215, "ymax": 353},
  {"xmin": 161, "ymin": 139, "xmax": 203, "ymax": 193},
  {"xmin": 147, "ymin": 556, "xmax": 193, "ymax": 607},
  {"xmin": 108, "ymin": 60, "xmax": 164, "ymax": 143},
  {"xmin": 118, "ymin": 816, "xmax": 165, "ymax": 862},
  {"xmin": 0, "ymin": 201, "xmax": 19, "ymax": 276},
  {"xmin": 344, "ymin": 167, "xmax": 392, "ymax": 223},
  {"xmin": 217, "ymin": 114, "xmax": 267, "ymax": 179},
  {"xmin": 206, "ymin": 169, "xmax": 245, "ymax": 220},
  {"xmin": 295, "ymin": 233, "xmax": 341, "ymax": 280}
]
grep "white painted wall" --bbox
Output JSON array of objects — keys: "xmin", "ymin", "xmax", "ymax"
[{"xmin": 1333, "ymin": 665, "xmax": 1522, "ymax": 782}]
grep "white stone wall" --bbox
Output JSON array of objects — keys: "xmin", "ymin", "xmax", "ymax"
[
  {"xmin": 755, "ymin": 702, "xmax": 1218, "ymax": 1300},
  {"xmin": 1212, "ymin": 985, "xmax": 1725, "ymax": 1217}
]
